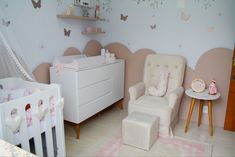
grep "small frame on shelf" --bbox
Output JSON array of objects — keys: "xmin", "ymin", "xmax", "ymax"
[
  {"xmin": 73, "ymin": 0, "xmax": 93, "ymax": 17},
  {"xmin": 73, "ymin": 0, "xmax": 91, "ymax": 7}
]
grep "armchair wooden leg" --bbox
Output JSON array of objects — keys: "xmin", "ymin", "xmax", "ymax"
[
  {"xmin": 75, "ymin": 124, "xmax": 80, "ymax": 139},
  {"xmin": 198, "ymin": 100, "xmax": 204, "ymax": 127},
  {"xmin": 185, "ymin": 98, "xmax": 196, "ymax": 133},
  {"xmin": 208, "ymin": 100, "xmax": 213, "ymax": 136}
]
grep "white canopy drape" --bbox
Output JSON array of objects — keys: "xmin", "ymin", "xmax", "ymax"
[{"xmin": 0, "ymin": 30, "xmax": 35, "ymax": 81}]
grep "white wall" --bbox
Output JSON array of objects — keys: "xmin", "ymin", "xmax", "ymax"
[
  {"xmin": 98, "ymin": 0, "xmax": 235, "ymax": 68},
  {"xmin": 0, "ymin": 0, "xmax": 100, "ymax": 71}
]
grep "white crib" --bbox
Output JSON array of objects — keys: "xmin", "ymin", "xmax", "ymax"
[{"xmin": 0, "ymin": 77, "xmax": 65, "ymax": 157}]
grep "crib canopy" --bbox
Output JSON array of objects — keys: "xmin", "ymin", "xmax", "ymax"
[{"xmin": 0, "ymin": 31, "xmax": 34, "ymax": 81}]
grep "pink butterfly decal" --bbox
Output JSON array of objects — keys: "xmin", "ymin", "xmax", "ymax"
[
  {"xmin": 31, "ymin": 0, "xmax": 41, "ymax": 9},
  {"xmin": 64, "ymin": 28, "xmax": 71, "ymax": 37},
  {"xmin": 120, "ymin": 14, "xmax": 128, "ymax": 21}
]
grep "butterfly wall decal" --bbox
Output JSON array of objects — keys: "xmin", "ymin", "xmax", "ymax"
[
  {"xmin": 64, "ymin": 28, "xmax": 71, "ymax": 37},
  {"xmin": 181, "ymin": 12, "xmax": 191, "ymax": 22},
  {"xmin": 120, "ymin": 14, "xmax": 128, "ymax": 21},
  {"xmin": 31, "ymin": 0, "xmax": 41, "ymax": 9},
  {"xmin": 150, "ymin": 24, "xmax": 156, "ymax": 30},
  {"xmin": 2, "ymin": 18, "xmax": 10, "ymax": 27}
]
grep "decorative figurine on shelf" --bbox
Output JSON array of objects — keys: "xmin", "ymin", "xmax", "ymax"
[
  {"xmin": 208, "ymin": 79, "xmax": 217, "ymax": 95},
  {"xmin": 66, "ymin": 4, "xmax": 75, "ymax": 15},
  {"xmin": 81, "ymin": 5, "xmax": 89, "ymax": 17},
  {"xmin": 95, "ymin": 4, "xmax": 100, "ymax": 18}
]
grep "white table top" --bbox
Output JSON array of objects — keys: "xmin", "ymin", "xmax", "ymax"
[
  {"xmin": 185, "ymin": 89, "xmax": 220, "ymax": 100},
  {"xmin": 0, "ymin": 139, "xmax": 37, "ymax": 157}
]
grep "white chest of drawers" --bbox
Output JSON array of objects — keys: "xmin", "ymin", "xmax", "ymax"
[{"xmin": 50, "ymin": 59, "xmax": 125, "ymax": 138}]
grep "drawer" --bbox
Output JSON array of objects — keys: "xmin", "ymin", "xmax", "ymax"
[
  {"xmin": 79, "ymin": 90, "xmax": 113, "ymax": 123},
  {"xmin": 78, "ymin": 78, "xmax": 112, "ymax": 107},
  {"xmin": 77, "ymin": 65, "xmax": 112, "ymax": 88}
]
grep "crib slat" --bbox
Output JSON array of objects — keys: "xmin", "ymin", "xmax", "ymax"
[
  {"xmin": 2, "ymin": 102, "xmax": 20, "ymax": 145},
  {"xmin": 44, "ymin": 98, "xmax": 54, "ymax": 157},
  {"xmin": 4, "ymin": 127, "xmax": 15, "ymax": 145},
  {"xmin": 19, "ymin": 106, "xmax": 30, "ymax": 152},
  {"xmin": 55, "ymin": 98, "xmax": 66, "ymax": 156},
  {"xmin": 31, "ymin": 105, "xmax": 43, "ymax": 157}
]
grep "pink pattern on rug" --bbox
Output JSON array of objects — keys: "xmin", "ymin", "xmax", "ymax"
[
  {"xmin": 96, "ymin": 133, "xmax": 122, "ymax": 157},
  {"xmin": 96, "ymin": 131, "xmax": 209, "ymax": 157},
  {"xmin": 159, "ymin": 137, "xmax": 206, "ymax": 157}
]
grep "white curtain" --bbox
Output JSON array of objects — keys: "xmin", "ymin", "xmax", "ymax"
[{"xmin": 0, "ymin": 30, "xmax": 35, "ymax": 81}]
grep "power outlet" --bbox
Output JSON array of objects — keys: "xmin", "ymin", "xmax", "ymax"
[{"xmin": 203, "ymin": 106, "xmax": 208, "ymax": 114}]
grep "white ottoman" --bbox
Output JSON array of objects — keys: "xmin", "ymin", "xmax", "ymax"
[{"xmin": 122, "ymin": 112, "xmax": 159, "ymax": 150}]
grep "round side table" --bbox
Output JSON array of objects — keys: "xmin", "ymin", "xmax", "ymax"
[{"xmin": 184, "ymin": 89, "xmax": 220, "ymax": 136}]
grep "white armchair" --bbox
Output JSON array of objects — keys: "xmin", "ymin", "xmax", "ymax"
[{"xmin": 128, "ymin": 54, "xmax": 186, "ymax": 136}]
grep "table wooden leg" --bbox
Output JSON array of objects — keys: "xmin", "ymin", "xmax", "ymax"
[
  {"xmin": 208, "ymin": 100, "xmax": 213, "ymax": 136},
  {"xmin": 184, "ymin": 98, "xmax": 196, "ymax": 133},
  {"xmin": 198, "ymin": 100, "xmax": 204, "ymax": 127},
  {"xmin": 75, "ymin": 124, "xmax": 80, "ymax": 139}
]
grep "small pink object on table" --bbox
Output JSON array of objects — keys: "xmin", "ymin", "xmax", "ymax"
[{"xmin": 208, "ymin": 79, "xmax": 217, "ymax": 95}]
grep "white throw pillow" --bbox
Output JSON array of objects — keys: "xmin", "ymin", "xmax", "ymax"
[{"xmin": 148, "ymin": 70, "xmax": 169, "ymax": 97}]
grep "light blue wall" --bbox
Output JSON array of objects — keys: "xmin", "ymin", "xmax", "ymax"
[
  {"xmin": 98, "ymin": 0, "xmax": 235, "ymax": 68},
  {"xmin": 0, "ymin": 0, "xmax": 100, "ymax": 71}
]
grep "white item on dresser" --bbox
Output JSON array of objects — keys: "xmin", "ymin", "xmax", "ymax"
[
  {"xmin": 50, "ymin": 58, "xmax": 125, "ymax": 138},
  {"xmin": 53, "ymin": 54, "xmax": 87, "ymax": 65},
  {"xmin": 0, "ymin": 78, "xmax": 65, "ymax": 157},
  {"xmin": 122, "ymin": 112, "xmax": 159, "ymax": 150}
]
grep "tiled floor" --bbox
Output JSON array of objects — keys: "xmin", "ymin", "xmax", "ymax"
[
  {"xmin": 65, "ymin": 105, "xmax": 235, "ymax": 157},
  {"xmin": 174, "ymin": 120, "xmax": 235, "ymax": 157}
]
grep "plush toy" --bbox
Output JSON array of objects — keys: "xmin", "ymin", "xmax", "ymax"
[{"xmin": 148, "ymin": 70, "xmax": 169, "ymax": 97}]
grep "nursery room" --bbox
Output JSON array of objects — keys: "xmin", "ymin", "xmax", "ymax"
[{"xmin": 0, "ymin": 0, "xmax": 235, "ymax": 156}]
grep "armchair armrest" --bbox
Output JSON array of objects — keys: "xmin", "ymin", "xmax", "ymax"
[
  {"xmin": 129, "ymin": 82, "xmax": 145, "ymax": 102},
  {"xmin": 168, "ymin": 87, "xmax": 184, "ymax": 109}
]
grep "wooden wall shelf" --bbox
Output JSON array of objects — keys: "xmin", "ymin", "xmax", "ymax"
[
  {"xmin": 56, "ymin": 14, "xmax": 105, "ymax": 21},
  {"xmin": 81, "ymin": 31, "xmax": 105, "ymax": 35}
]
